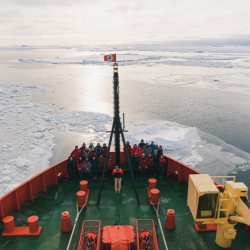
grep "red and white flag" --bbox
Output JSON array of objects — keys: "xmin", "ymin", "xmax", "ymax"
[{"xmin": 104, "ymin": 54, "xmax": 116, "ymax": 62}]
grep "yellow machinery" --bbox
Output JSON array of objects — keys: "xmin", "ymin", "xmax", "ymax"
[{"xmin": 187, "ymin": 174, "xmax": 250, "ymax": 248}]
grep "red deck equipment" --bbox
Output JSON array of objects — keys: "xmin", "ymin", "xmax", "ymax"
[
  {"xmin": 80, "ymin": 180, "xmax": 89, "ymax": 192},
  {"xmin": 2, "ymin": 215, "xmax": 42, "ymax": 236},
  {"xmin": 150, "ymin": 188, "xmax": 160, "ymax": 205},
  {"xmin": 147, "ymin": 178, "xmax": 157, "ymax": 199},
  {"xmin": 61, "ymin": 211, "xmax": 72, "ymax": 232},
  {"xmin": 102, "ymin": 225, "xmax": 135, "ymax": 250},
  {"xmin": 136, "ymin": 219, "xmax": 159, "ymax": 250},
  {"xmin": 78, "ymin": 220, "xmax": 101, "ymax": 250},
  {"xmin": 77, "ymin": 191, "xmax": 86, "ymax": 208},
  {"xmin": 164, "ymin": 209, "xmax": 176, "ymax": 230},
  {"xmin": 194, "ymin": 223, "xmax": 217, "ymax": 232},
  {"xmin": 0, "ymin": 154, "xmax": 204, "ymax": 222}
]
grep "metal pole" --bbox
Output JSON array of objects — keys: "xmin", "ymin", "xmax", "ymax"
[
  {"xmin": 150, "ymin": 200, "xmax": 169, "ymax": 250},
  {"xmin": 96, "ymin": 119, "xmax": 115, "ymax": 206},
  {"xmin": 119, "ymin": 121, "xmax": 140, "ymax": 205},
  {"xmin": 113, "ymin": 63, "xmax": 120, "ymax": 166}
]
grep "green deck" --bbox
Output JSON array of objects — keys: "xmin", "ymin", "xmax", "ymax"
[{"xmin": 0, "ymin": 174, "xmax": 249, "ymax": 250}]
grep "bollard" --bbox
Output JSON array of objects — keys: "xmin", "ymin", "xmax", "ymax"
[
  {"xmin": 28, "ymin": 215, "xmax": 39, "ymax": 233},
  {"xmin": 150, "ymin": 188, "xmax": 159, "ymax": 205},
  {"xmin": 80, "ymin": 180, "xmax": 88, "ymax": 193},
  {"xmin": 148, "ymin": 178, "xmax": 157, "ymax": 191},
  {"xmin": 3, "ymin": 216, "xmax": 15, "ymax": 233},
  {"xmin": 61, "ymin": 211, "xmax": 72, "ymax": 232},
  {"xmin": 77, "ymin": 191, "xmax": 86, "ymax": 207},
  {"xmin": 164, "ymin": 209, "xmax": 176, "ymax": 230}
]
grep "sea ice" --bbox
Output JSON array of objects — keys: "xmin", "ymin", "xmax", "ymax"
[{"xmin": 1, "ymin": 79, "xmax": 250, "ymax": 197}]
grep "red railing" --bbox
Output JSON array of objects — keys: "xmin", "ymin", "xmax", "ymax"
[
  {"xmin": 0, "ymin": 159, "xmax": 68, "ymax": 221},
  {"xmin": 166, "ymin": 155, "xmax": 201, "ymax": 183},
  {"xmin": 78, "ymin": 220, "xmax": 101, "ymax": 250},
  {"xmin": 136, "ymin": 219, "xmax": 159, "ymax": 250},
  {"xmin": 0, "ymin": 152, "xmax": 203, "ymax": 222}
]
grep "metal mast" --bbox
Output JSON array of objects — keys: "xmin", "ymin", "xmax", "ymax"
[
  {"xmin": 97, "ymin": 58, "xmax": 140, "ymax": 206},
  {"xmin": 113, "ymin": 63, "xmax": 120, "ymax": 166}
]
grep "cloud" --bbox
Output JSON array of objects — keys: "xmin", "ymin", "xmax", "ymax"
[{"xmin": 0, "ymin": 0, "xmax": 250, "ymax": 45}]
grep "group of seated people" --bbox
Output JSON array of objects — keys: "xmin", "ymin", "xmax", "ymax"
[{"xmin": 67, "ymin": 139, "xmax": 166, "ymax": 180}]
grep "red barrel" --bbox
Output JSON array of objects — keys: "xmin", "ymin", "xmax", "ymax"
[
  {"xmin": 80, "ymin": 180, "xmax": 88, "ymax": 192},
  {"xmin": 28, "ymin": 215, "xmax": 39, "ymax": 233},
  {"xmin": 61, "ymin": 211, "xmax": 72, "ymax": 232},
  {"xmin": 150, "ymin": 188, "xmax": 159, "ymax": 204},
  {"xmin": 148, "ymin": 178, "xmax": 157, "ymax": 191},
  {"xmin": 3, "ymin": 216, "xmax": 15, "ymax": 233},
  {"xmin": 164, "ymin": 209, "xmax": 176, "ymax": 229},
  {"xmin": 77, "ymin": 191, "xmax": 86, "ymax": 207}
]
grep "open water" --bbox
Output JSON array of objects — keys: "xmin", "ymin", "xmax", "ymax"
[{"xmin": 0, "ymin": 46, "xmax": 250, "ymax": 188}]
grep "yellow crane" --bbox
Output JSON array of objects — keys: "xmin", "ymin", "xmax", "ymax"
[{"xmin": 187, "ymin": 174, "xmax": 250, "ymax": 248}]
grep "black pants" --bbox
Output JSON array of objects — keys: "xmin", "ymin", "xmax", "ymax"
[
  {"xmin": 141, "ymin": 168, "xmax": 146, "ymax": 178},
  {"xmin": 69, "ymin": 168, "xmax": 76, "ymax": 179}
]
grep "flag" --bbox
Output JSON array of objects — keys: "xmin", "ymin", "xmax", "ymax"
[{"xmin": 104, "ymin": 54, "xmax": 116, "ymax": 62}]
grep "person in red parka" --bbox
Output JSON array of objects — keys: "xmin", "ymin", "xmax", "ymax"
[
  {"xmin": 159, "ymin": 154, "xmax": 166, "ymax": 178},
  {"xmin": 131, "ymin": 144, "xmax": 139, "ymax": 158},
  {"xmin": 123, "ymin": 141, "xmax": 132, "ymax": 165},
  {"xmin": 137, "ymin": 146, "xmax": 144, "ymax": 158},
  {"xmin": 79, "ymin": 142, "xmax": 86, "ymax": 154},
  {"xmin": 77, "ymin": 156, "xmax": 84, "ymax": 179},
  {"xmin": 139, "ymin": 153, "xmax": 148, "ymax": 178},
  {"xmin": 112, "ymin": 166, "xmax": 124, "ymax": 194},
  {"xmin": 102, "ymin": 143, "xmax": 108, "ymax": 157},
  {"xmin": 98, "ymin": 154, "xmax": 105, "ymax": 179},
  {"xmin": 147, "ymin": 153, "xmax": 154, "ymax": 177},
  {"xmin": 107, "ymin": 156, "xmax": 115, "ymax": 177},
  {"xmin": 70, "ymin": 146, "xmax": 82, "ymax": 161},
  {"xmin": 90, "ymin": 147, "xmax": 98, "ymax": 160}
]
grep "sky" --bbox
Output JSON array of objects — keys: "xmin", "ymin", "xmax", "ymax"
[{"xmin": 0, "ymin": 0, "xmax": 250, "ymax": 46}]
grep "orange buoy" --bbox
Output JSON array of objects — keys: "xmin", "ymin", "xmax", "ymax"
[
  {"xmin": 150, "ymin": 188, "xmax": 159, "ymax": 204},
  {"xmin": 28, "ymin": 215, "xmax": 39, "ymax": 233},
  {"xmin": 80, "ymin": 180, "xmax": 88, "ymax": 192},
  {"xmin": 164, "ymin": 209, "xmax": 176, "ymax": 230},
  {"xmin": 77, "ymin": 191, "xmax": 86, "ymax": 207},
  {"xmin": 61, "ymin": 211, "xmax": 72, "ymax": 232},
  {"xmin": 148, "ymin": 178, "xmax": 157, "ymax": 191},
  {"xmin": 3, "ymin": 216, "xmax": 15, "ymax": 233}
]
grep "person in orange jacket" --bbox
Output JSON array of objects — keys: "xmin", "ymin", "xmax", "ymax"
[
  {"xmin": 159, "ymin": 154, "xmax": 166, "ymax": 178},
  {"xmin": 139, "ymin": 153, "xmax": 148, "ymax": 178},
  {"xmin": 112, "ymin": 166, "xmax": 124, "ymax": 194}
]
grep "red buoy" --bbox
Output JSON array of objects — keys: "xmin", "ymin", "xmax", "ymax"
[
  {"xmin": 164, "ymin": 209, "xmax": 176, "ymax": 230},
  {"xmin": 80, "ymin": 180, "xmax": 88, "ymax": 192},
  {"xmin": 61, "ymin": 211, "xmax": 72, "ymax": 232}
]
